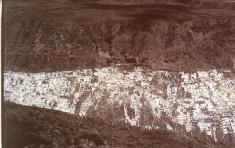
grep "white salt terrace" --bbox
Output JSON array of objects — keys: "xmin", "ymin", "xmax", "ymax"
[{"xmin": 4, "ymin": 67, "xmax": 235, "ymax": 141}]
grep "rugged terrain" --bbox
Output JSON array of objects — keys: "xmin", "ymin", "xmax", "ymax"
[
  {"xmin": 3, "ymin": 0, "xmax": 235, "ymax": 72},
  {"xmin": 3, "ymin": 102, "xmax": 234, "ymax": 148},
  {"xmin": 4, "ymin": 66, "xmax": 235, "ymax": 145},
  {"xmin": 3, "ymin": 0, "xmax": 235, "ymax": 147}
]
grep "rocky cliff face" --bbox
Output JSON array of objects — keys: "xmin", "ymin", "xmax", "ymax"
[{"xmin": 4, "ymin": 67, "xmax": 235, "ymax": 143}]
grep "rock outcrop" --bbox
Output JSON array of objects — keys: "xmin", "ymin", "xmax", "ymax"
[{"xmin": 4, "ymin": 67, "xmax": 235, "ymax": 143}]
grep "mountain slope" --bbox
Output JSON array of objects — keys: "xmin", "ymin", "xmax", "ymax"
[
  {"xmin": 3, "ymin": 0, "xmax": 235, "ymax": 72},
  {"xmin": 3, "ymin": 102, "xmax": 234, "ymax": 148}
]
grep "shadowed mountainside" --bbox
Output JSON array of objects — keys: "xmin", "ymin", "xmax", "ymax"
[
  {"xmin": 3, "ymin": 0, "xmax": 235, "ymax": 72},
  {"xmin": 3, "ymin": 101, "xmax": 235, "ymax": 148}
]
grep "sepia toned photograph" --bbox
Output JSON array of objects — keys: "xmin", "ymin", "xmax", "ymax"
[{"xmin": 2, "ymin": 0, "xmax": 235, "ymax": 147}]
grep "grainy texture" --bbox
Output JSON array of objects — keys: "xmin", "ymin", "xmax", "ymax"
[
  {"xmin": 3, "ymin": 0, "xmax": 235, "ymax": 147},
  {"xmin": 2, "ymin": 102, "xmax": 234, "ymax": 148},
  {"xmin": 3, "ymin": 0, "xmax": 235, "ymax": 72},
  {"xmin": 4, "ymin": 67, "xmax": 235, "ymax": 143}
]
